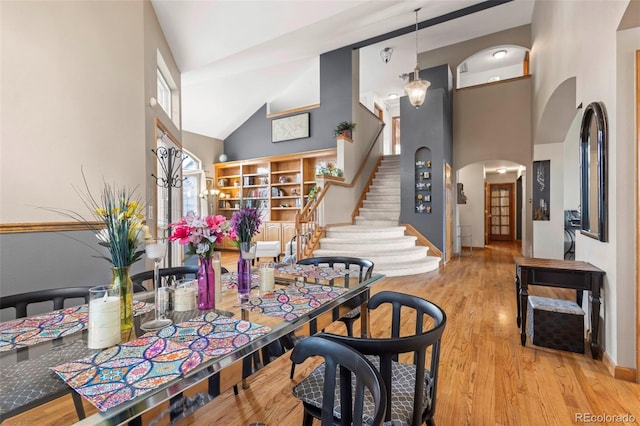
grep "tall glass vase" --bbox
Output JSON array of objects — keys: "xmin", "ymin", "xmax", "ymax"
[
  {"xmin": 237, "ymin": 242, "xmax": 256, "ymax": 302},
  {"xmin": 110, "ymin": 266, "xmax": 134, "ymax": 342},
  {"xmin": 197, "ymin": 256, "xmax": 216, "ymax": 310}
]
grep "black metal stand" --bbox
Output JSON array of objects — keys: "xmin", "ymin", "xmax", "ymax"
[{"xmin": 152, "ymin": 146, "xmax": 185, "ymax": 267}]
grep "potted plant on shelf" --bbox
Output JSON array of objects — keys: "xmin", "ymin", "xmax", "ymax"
[{"xmin": 334, "ymin": 121, "xmax": 356, "ymax": 139}]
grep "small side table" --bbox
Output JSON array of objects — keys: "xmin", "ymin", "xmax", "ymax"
[{"xmin": 457, "ymin": 225, "xmax": 472, "ymax": 256}]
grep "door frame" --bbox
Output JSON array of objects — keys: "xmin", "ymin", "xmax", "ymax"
[
  {"xmin": 487, "ymin": 182, "xmax": 515, "ymax": 242},
  {"xmin": 635, "ymin": 50, "xmax": 639, "ymax": 384}
]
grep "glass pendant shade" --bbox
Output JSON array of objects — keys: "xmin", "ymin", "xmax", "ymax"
[
  {"xmin": 404, "ymin": 67, "xmax": 430, "ymax": 108},
  {"xmin": 404, "ymin": 8, "xmax": 430, "ymax": 108}
]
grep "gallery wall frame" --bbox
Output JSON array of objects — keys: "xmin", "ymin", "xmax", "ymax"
[
  {"xmin": 533, "ymin": 160, "xmax": 550, "ymax": 221},
  {"xmin": 271, "ymin": 112, "xmax": 310, "ymax": 143}
]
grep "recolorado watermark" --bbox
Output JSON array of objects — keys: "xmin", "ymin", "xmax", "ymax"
[{"xmin": 576, "ymin": 413, "xmax": 636, "ymax": 423}]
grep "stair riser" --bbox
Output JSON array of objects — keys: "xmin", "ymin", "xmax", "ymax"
[
  {"xmin": 325, "ymin": 230, "xmax": 406, "ymax": 239},
  {"xmin": 367, "ymin": 189, "xmax": 398, "ymax": 195},
  {"xmin": 319, "ymin": 240, "xmax": 417, "ymax": 250},
  {"xmin": 313, "ymin": 248, "xmax": 428, "ymax": 263},
  {"xmin": 364, "ymin": 195, "xmax": 400, "ymax": 202},
  {"xmin": 378, "ymin": 262, "xmax": 439, "ymax": 277},
  {"xmin": 362, "ymin": 202, "xmax": 400, "ymax": 209},
  {"xmin": 354, "ymin": 218, "xmax": 399, "ymax": 226},
  {"xmin": 359, "ymin": 211, "xmax": 400, "ymax": 219},
  {"xmin": 372, "ymin": 183, "xmax": 399, "ymax": 188}
]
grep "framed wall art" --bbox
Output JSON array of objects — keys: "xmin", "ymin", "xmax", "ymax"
[
  {"xmin": 533, "ymin": 160, "xmax": 550, "ymax": 221},
  {"xmin": 271, "ymin": 113, "xmax": 310, "ymax": 143}
]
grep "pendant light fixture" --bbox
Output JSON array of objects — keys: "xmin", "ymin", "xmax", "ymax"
[{"xmin": 404, "ymin": 8, "xmax": 430, "ymax": 108}]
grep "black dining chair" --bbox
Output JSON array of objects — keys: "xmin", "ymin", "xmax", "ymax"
[
  {"xmin": 131, "ymin": 266, "xmax": 231, "ymax": 293},
  {"xmin": 0, "ymin": 287, "xmax": 93, "ymax": 422},
  {"xmin": 292, "ymin": 291, "xmax": 447, "ymax": 426},
  {"xmin": 286, "ymin": 256, "xmax": 373, "ymax": 379},
  {"xmin": 296, "ymin": 256, "xmax": 374, "ymax": 336},
  {"xmin": 0, "ymin": 287, "xmax": 92, "ymax": 319},
  {"xmin": 130, "ymin": 266, "xmax": 199, "ymax": 292},
  {"xmin": 290, "ymin": 335, "xmax": 387, "ymax": 426}
]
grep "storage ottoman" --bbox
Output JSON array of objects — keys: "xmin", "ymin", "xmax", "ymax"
[{"xmin": 527, "ymin": 296, "xmax": 585, "ymax": 353}]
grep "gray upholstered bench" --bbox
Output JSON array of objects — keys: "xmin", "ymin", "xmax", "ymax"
[{"xmin": 527, "ymin": 295, "xmax": 585, "ymax": 353}]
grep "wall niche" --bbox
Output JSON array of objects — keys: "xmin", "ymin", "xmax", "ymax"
[{"xmin": 415, "ymin": 147, "xmax": 432, "ymax": 214}]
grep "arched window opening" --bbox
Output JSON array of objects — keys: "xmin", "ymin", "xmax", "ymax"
[
  {"xmin": 181, "ymin": 150, "xmax": 205, "ymax": 216},
  {"xmin": 457, "ymin": 45, "xmax": 530, "ymax": 89}
]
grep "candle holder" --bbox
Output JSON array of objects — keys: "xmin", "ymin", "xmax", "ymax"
[{"xmin": 141, "ymin": 238, "xmax": 173, "ymax": 331}]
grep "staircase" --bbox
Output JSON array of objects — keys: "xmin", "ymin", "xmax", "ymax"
[{"xmin": 312, "ymin": 155, "xmax": 441, "ymax": 277}]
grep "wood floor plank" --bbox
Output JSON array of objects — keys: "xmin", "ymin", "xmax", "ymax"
[{"xmin": 5, "ymin": 243, "xmax": 640, "ymax": 425}]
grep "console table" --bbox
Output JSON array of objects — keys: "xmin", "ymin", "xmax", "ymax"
[{"xmin": 514, "ymin": 257, "xmax": 605, "ymax": 359}]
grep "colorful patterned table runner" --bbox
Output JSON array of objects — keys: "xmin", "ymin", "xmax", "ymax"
[
  {"xmin": 0, "ymin": 301, "xmax": 153, "ymax": 352},
  {"xmin": 242, "ymin": 284, "xmax": 348, "ymax": 321},
  {"xmin": 221, "ymin": 272, "xmax": 260, "ymax": 290},
  {"xmin": 51, "ymin": 313, "xmax": 271, "ymax": 412},
  {"xmin": 50, "ymin": 336, "xmax": 208, "ymax": 412},
  {"xmin": 276, "ymin": 264, "xmax": 350, "ymax": 280},
  {"xmin": 151, "ymin": 312, "xmax": 271, "ymax": 357}
]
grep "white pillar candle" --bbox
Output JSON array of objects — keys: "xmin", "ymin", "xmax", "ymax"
[
  {"xmin": 88, "ymin": 296, "xmax": 121, "ymax": 349},
  {"xmin": 260, "ymin": 262, "xmax": 275, "ymax": 292},
  {"xmin": 174, "ymin": 285, "xmax": 196, "ymax": 311}
]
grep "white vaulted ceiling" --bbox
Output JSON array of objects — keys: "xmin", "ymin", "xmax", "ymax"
[{"xmin": 151, "ymin": 0, "xmax": 534, "ymax": 140}]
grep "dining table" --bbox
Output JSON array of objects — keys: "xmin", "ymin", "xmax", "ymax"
[{"xmin": 0, "ymin": 264, "xmax": 383, "ymax": 425}]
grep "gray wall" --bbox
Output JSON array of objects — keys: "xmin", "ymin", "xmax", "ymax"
[
  {"xmin": 399, "ymin": 65, "xmax": 453, "ymax": 251},
  {"xmin": 224, "ymin": 47, "xmax": 353, "ymax": 161},
  {"xmin": 0, "ymin": 230, "xmax": 146, "ymax": 320}
]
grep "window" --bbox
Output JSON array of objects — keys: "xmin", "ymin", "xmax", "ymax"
[
  {"xmin": 157, "ymin": 69, "xmax": 172, "ymax": 117},
  {"xmin": 181, "ymin": 151, "xmax": 203, "ymax": 216}
]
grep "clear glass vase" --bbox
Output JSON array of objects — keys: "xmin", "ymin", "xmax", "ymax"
[
  {"xmin": 237, "ymin": 242, "xmax": 256, "ymax": 301},
  {"xmin": 110, "ymin": 265, "xmax": 134, "ymax": 342},
  {"xmin": 198, "ymin": 256, "xmax": 216, "ymax": 310}
]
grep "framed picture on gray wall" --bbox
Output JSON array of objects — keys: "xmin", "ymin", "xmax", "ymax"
[
  {"xmin": 271, "ymin": 113, "xmax": 310, "ymax": 142},
  {"xmin": 533, "ymin": 160, "xmax": 550, "ymax": 220}
]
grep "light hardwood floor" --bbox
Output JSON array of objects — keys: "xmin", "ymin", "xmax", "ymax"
[{"xmin": 5, "ymin": 242, "xmax": 640, "ymax": 425}]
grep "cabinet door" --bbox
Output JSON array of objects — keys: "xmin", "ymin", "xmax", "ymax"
[
  {"xmin": 252, "ymin": 223, "xmax": 265, "ymax": 243},
  {"xmin": 281, "ymin": 222, "xmax": 297, "ymax": 254},
  {"xmin": 263, "ymin": 222, "xmax": 282, "ymax": 242}
]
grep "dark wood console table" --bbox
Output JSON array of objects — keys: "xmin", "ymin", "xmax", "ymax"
[{"xmin": 514, "ymin": 257, "xmax": 605, "ymax": 359}]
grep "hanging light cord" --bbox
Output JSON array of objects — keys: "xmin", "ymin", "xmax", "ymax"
[{"xmin": 414, "ymin": 8, "xmax": 420, "ymax": 68}]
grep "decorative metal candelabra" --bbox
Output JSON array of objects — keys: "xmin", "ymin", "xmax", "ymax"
[{"xmin": 151, "ymin": 145, "xmax": 185, "ymax": 266}]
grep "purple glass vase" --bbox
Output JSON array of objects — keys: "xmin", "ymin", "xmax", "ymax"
[
  {"xmin": 237, "ymin": 242, "xmax": 256, "ymax": 301},
  {"xmin": 197, "ymin": 256, "xmax": 215, "ymax": 310}
]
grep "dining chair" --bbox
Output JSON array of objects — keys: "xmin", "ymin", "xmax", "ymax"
[
  {"xmin": 130, "ymin": 265, "xmax": 199, "ymax": 292},
  {"xmin": 286, "ymin": 256, "xmax": 374, "ymax": 379},
  {"xmin": 0, "ymin": 287, "xmax": 93, "ymax": 422},
  {"xmin": 131, "ymin": 266, "xmax": 231, "ymax": 293},
  {"xmin": 0, "ymin": 287, "xmax": 92, "ymax": 319},
  {"xmin": 290, "ymin": 335, "xmax": 387, "ymax": 426},
  {"xmin": 292, "ymin": 291, "xmax": 447, "ymax": 426},
  {"xmin": 296, "ymin": 256, "xmax": 374, "ymax": 336}
]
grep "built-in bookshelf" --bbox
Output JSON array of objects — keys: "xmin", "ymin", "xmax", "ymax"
[{"xmin": 214, "ymin": 149, "xmax": 336, "ymax": 223}]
